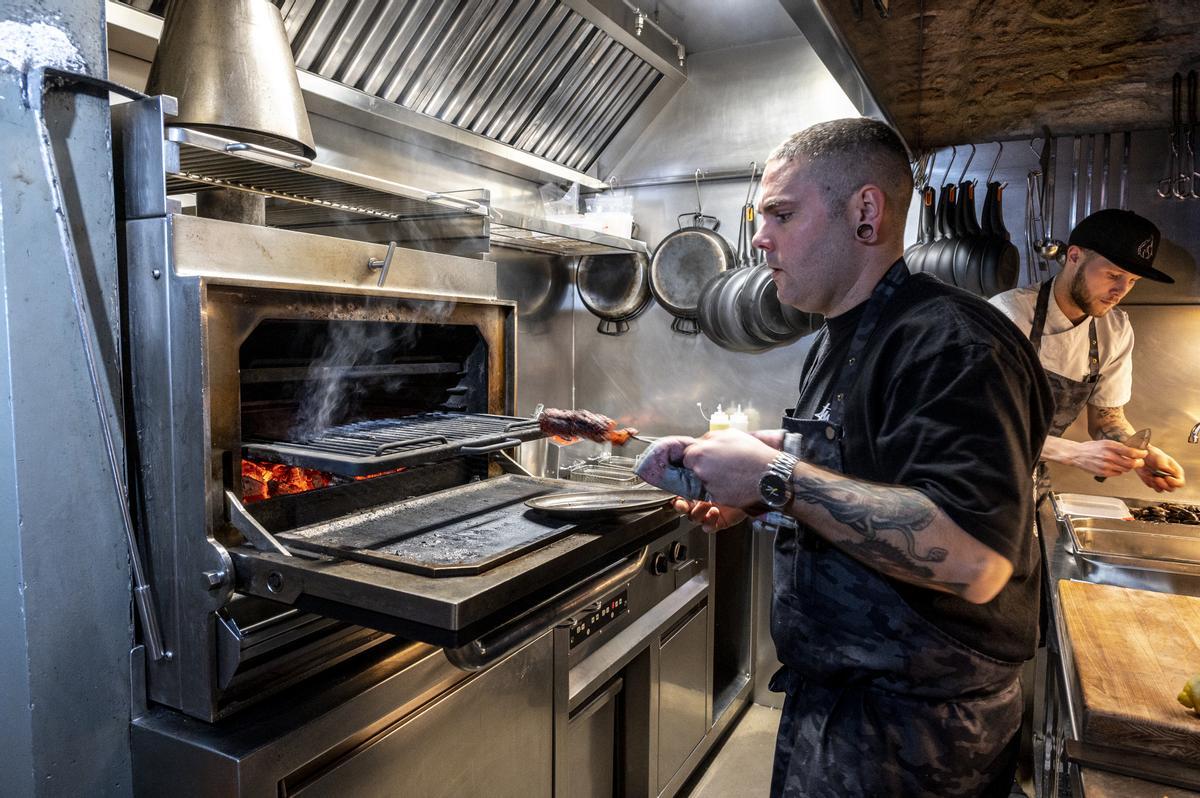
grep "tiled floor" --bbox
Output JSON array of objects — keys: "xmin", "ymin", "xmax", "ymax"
[
  {"xmin": 680, "ymin": 703, "xmax": 780, "ymax": 798},
  {"xmin": 681, "ymin": 702, "xmax": 1034, "ymax": 798}
]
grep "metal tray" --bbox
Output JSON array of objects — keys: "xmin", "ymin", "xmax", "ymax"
[
  {"xmin": 1066, "ymin": 516, "xmax": 1200, "ymax": 567},
  {"xmin": 525, "ymin": 488, "xmax": 673, "ymax": 519}
]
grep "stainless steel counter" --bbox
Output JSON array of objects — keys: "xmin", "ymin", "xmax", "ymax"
[{"xmin": 1037, "ymin": 496, "xmax": 1200, "ymax": 798}]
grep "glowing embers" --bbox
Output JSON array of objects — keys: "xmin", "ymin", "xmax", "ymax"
[{"xmin": 241, "ymin": 458, "xmax": 405, "ymax": 503}]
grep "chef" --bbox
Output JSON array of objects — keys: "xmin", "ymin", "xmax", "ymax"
[
  {"xmin": 642, "ymin": 118, "xmax": 1054, "ymax": 797},
  {"xmin": 990, "ymin": 209, "xmax": 1186, "ymax": 492}
]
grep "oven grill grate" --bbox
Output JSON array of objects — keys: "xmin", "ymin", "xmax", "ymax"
[{"xmin": 243, "ymin": 412, "xmax": 544, "ymax": 476}]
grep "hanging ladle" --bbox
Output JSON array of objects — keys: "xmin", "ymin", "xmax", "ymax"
[{"xmin": 1033, "ymin": 129, "xmax": 1064, "ymax": 263}]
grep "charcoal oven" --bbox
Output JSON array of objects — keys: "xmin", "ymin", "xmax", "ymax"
[{"xmin": 117, "ymin": 96, "xmax": 721, "ymax": 796}]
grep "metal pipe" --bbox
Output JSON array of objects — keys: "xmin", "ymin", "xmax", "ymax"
[
  {"xmin": 620, "ymin": 0, "xmax": 686, "ymax": 67},
  {"xmin": 588, "ymin": 166, "xmax": 762, "ymax": 191}
]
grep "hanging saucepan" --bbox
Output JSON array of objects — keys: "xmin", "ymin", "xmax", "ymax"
[
  {"xmin": 744, "ymin": 264, "xmax": 821, "ymax": 345},
  {"xmin": 978, "ymin": 181, "xmax": 1020, "ymax": 296},
  {"xmin": 576, "ymin": 251, "xmax": 652, "ymax": 335},
  {"xmin": 650, "ymin": 172, "xmax": 736, "ymax": 334}
]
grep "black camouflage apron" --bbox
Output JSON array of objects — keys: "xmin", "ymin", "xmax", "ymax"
[
  {"xmin": 1030, "ymin": 278, "xmax": 1100, "ymax": 495},
  {"xmin": 768, "ymin": 260, "xmax": 1024, "ymax": 798}
]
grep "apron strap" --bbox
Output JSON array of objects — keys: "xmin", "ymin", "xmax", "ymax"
[{"xmin": 1031, "ymin": 278, "xmax": 1100, "ymax": 382}]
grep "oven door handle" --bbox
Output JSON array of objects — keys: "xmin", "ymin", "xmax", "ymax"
[{"xmin": 445, "ymin": 546, "xmax": 650, "ymax": 672}]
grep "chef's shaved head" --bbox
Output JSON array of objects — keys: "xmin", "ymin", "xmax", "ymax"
[{"xmin": 769, "ymin": 118, "xmax": 913, "ymax": 225}]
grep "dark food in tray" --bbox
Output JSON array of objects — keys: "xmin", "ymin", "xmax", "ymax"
[{"xmin": 1130, "ymin": 501, "xmax": 1200, "ymax": 525}]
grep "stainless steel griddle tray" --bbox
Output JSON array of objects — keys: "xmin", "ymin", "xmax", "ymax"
[
  {"xmin": 243, "ymin": 412, "xmax": 544, "ymax": 477},
  {"xmin": 164, "ymin": 127, "xmax": 648, "ymax": 256},
  {"xmin": 275, "ymin": 476, "xmax": 633, "ymax": 577}
]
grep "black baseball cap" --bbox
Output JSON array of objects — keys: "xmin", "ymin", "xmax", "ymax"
[{"xmin": 1068, "ymin": 208, "xmax": 1174, "ymax": 283}]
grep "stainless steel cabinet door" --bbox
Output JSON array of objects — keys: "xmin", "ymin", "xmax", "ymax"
[
  {"xmin": 294, "ymin": 633, "xmax": 554, "ymax": 797},
  {"xmin": 657, "ymin": 603, "xmax": 709, "ymax": 792}
]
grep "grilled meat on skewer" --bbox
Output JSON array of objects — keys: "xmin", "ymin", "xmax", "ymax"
[{"xmin": 539, "ymin": 408, "xmax": 639, "ymax": 445}]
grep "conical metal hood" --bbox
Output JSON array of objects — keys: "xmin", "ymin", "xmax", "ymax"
[{"xmin": 146, "ymin": 0, "xmax": 316, "ymax": 159}]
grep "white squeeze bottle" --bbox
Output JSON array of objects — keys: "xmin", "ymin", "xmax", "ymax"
[
  {"xmin": 730, "ymin": 405, "xmax": 749, "ymax": 432},
  {"xmin": 709, "ymin": 404, "xmax": 730, "ymax": 432}
]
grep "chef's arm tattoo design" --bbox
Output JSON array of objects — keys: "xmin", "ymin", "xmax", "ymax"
[
  {"xmin": 1089, "ymin": 404, "xmax": 1136, "ymax": 442},
  {"xmin": 787, "ymin": 469, "xmax": 969, "ymax": 592}
]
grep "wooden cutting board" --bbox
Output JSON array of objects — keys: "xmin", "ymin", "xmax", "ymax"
[{"xmin": 1059, "ymin": 580, "xmax": 1200, "ymax": 761}]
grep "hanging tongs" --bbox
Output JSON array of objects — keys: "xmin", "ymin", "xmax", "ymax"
[{"xmin": 735, "ymin": 162, "xmax": 761, "ymax": 267}]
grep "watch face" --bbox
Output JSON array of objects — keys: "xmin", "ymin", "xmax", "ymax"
[{"xmin": 759, "ymin": 473, "xmax": 790, "ymax": 508}]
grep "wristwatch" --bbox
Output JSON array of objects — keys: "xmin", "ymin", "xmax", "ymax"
[{"xmin": 758, "ymin": 452, "xmax": 799, "ymax": 510}]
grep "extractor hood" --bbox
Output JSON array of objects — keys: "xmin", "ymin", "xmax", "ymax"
[{"xmin": 115, "ymin": 0, "xmax": 687, "ymax": 178}]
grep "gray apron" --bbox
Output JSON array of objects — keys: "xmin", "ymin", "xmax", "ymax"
[
  {"xmin": 769, "ymin": 261, "xmax": 1024, "ymax": 798},
  {"xmin": 1030, "ymin": 278, "xmax": 1100, "ymax": 495}
]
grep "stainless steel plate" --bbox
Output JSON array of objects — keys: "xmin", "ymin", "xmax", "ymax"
[{"xmin": 525, "ymin": 488, "xmax": 674, "ymax": 519}]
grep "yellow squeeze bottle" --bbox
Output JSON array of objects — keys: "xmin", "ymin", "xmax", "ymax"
[{"xmin": 709, "ymin": 404, "xmax": 730, "ymax": 432}]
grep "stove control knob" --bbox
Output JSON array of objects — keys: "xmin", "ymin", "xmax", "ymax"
[
  {"xmin": 669, "ymin": 542, "xmax": 688, "ymax": 563},
  {"xmin": 651, "ymin": 552, "xmax": 670, "ymax": 576}
]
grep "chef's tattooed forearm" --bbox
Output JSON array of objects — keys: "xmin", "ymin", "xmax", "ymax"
[
  {"xmin": 790, "ymin": 472, "xmax": 948, "ymax": 566},
  {"xmin": 1092, "ymin": 405, "xmax": 1135, "ymax": 442}
]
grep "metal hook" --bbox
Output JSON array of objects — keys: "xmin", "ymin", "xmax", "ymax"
[
  {"xmin": 941, "ymin": 146, "xmax": 957, "ymax": 186},
  {"xmin": 987, "ymin": 141, "xmax": 1004, "ymax": 183},
  {"xmin": 693, "ymin": 169, "xmax": 704, "ymax": 215},
  {"xmin": 1028, "ymin": 138, "xmax": 1042, "ymax": 159},
  {"xmin": 957, "ymin": 143, "xmax": 976, "ymax": 184},
  {"xmin": 744, "ymin": 161, "xmax": 759, "ymax": 206}
]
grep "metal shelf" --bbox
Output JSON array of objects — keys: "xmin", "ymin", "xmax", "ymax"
[{"xmin": 164, "ymin": 126, "xmax": 648, "ymax": 257}]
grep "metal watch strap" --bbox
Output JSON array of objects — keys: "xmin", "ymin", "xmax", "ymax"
[{"xmin": 769, "ymin": 452, "xmax": 799, "ymax": 489}]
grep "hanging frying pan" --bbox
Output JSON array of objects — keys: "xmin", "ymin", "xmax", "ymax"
[
  {"xmin": 978, "ymin": 182, "xmax": 1020, "ymax": 296},
  {"xmin": 905, "ymin": 185, "xmax": 936, "ymax": 272},
  {"xmin": 650, "ymin": 173, "xmax": 735, "ymax": 334},
  {"xmin": 576, "ymin": 252, "xmax": 652, "ymax": 335}
]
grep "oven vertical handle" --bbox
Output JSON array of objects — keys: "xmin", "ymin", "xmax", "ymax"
[
  {"xmin": 31, "ymin": 68, "xmax": 170, "ymax": 661},
  {"xmin": 445, "ymin": 547, "xmax": 650, "ymax": 672}
]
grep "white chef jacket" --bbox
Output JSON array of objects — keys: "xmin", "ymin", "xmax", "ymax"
[{"xmin": 989, "ymin": 278, "xmax": 1134, "ymax": 408}]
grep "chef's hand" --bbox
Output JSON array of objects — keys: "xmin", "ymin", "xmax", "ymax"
[
  {"xmin": 671, "ymin": 499, "xmax": 747, "ymax": 534},
  {"xmin": 681, "ymin": 428, "xmax": 782, "ymax": 509},
  {"xmin": 1069, "ymin": 439, "xmax": 1147, "ymax": 477},
  {"xmin": 1137, "ymin": 446, "xmax": 1186, "ymax": 492}
]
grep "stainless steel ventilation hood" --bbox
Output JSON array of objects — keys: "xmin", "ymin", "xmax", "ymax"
[{"xmin": 112, "ymin": 0, "xmax": 687, "ymax": 185}]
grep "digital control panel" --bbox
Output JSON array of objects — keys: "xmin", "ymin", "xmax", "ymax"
[{"xmin": 569, "ymin": 590, "xmax": 628, "ymax": 649}]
